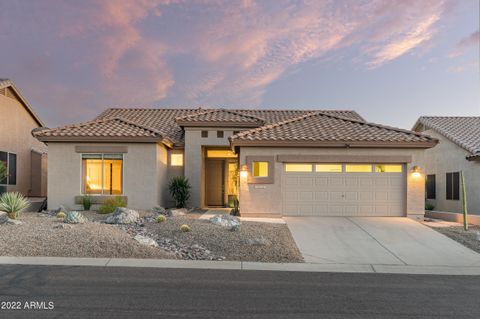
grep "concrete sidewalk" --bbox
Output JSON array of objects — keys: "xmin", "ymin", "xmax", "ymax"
[{"xmin": 1, "ymin": 256, "xmax": 480, "ymax": 276}]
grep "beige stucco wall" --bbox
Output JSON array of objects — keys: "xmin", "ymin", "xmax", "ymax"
[
  {"xmin": 184, "ymin": 127, "xmax": 240, "ymax": 207},
  {"xmin": 0, "ymin": 93, "xmax": 47, "ymax": 196},
  {"xmin": 47, "ymin": 142, "xmax": 168, "ymax": 210},
  {"xmin": 422, "ymin": 129, "xmax": 480, "ymax": 214},
  {"xmin": 238, "ymin": 147, "xmax": 426, "ymax": 217}
]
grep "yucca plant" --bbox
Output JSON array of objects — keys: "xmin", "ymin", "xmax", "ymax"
[
  {"xmin": 168, "ymin": 176, "xmax": 191, "ymax": 208},
  {"xmin": 0, "ymin": 192, "xmax": 30, "ymax": 219}
]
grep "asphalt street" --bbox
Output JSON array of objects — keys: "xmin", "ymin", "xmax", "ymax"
[{"xmin": 0, "ymin": 265, "xmax": 479, "ymax": 318}]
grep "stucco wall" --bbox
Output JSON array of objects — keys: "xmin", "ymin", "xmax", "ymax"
[
  {"xmin": 0, "ymin": 93, "xmax": 47, "ymax": 196},
  {"xmin": 47, "ymin": 143, "xmax": 164, "ymax": 210},
  {"xmin": 238, "ymin": 147, "xmax": 426, "ymax": 217},
  {"xmin": 422, "ymin": 129, "xmax": 480, "ymax": 214},
  {"xmin": 184, "ymin": 127, "xmax": 240, "ymax": 207}
]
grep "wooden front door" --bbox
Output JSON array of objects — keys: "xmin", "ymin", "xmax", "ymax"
[{"xmin": 205, "ymin": 159, "xmax": 224, "ymax": 206}]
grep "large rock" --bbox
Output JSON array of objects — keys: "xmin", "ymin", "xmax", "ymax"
[
  {"xmin": 243, "ymin": 236, "xmax": 270, "ymax": 246},
  {"xmin": 169, "ymin": 208, "xmax": 187, "ymax": 217},
  {"xmin": 63, "ymin": 211, "xmax": 87, "ymax": 224},
  {"xmin": 105, "ymin": 207, "xmax": 139, "ymax": 224},
  {"xmin": 0, "ymin": 211, "xmax": 8, "ymax": 224},
  {"xmin": 209, "ymin": 214, "xmax": 241, "ymax": 231},
  {"xmin": 51, "ymin": 205, "xmax": 69, "ymax": 215},
  {"xmin": 153, "ymin": 206, "xmax": 168, "ymax": 216},
  {"xmin": 134, "ymin": 234, "xmax": 158, "ymax": 247}
]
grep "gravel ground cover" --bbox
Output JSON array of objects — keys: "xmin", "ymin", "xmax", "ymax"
[
  {"xmin": 0, "ymin": 212, "xmax": 175, "ymax": 259},
  {"xmin": 431, "ymin": 225, "xmax": 480, "ymax": 254}
]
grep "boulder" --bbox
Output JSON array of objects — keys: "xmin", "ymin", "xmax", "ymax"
[
  {"xmin": 209, "ymin": 214, "xmax": 241, "ymax": 231},
  {"xmin": 5, "ymin": 218, "xmax": 23, "ymax": 225},
  {"xmin": 63, "ymin": 211, "xmax": 87, "ymax": 224},
  {"xmin": 243, "ymin": 236, "xmax": 270, "ymax": 246},
  {"xmin": 0, "ymin": 211, "xmax": 8, "ymax": 224},
  {"xmin": 153, "ymin": 206, "xmax": 168, "ymax": 216},
  {"xmin": 169, "ymin": 208, "xmax": 187, "ymax": 217},
  {"xmin": 105, "ymin": 207, "xmax": 139, "ymax": 224},
  {"xmin": 134, "ymin": 234, "xmax": 158, "ymax": 247}
]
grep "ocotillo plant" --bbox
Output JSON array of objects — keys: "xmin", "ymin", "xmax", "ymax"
[{"xmin": 460, "ymin": 171, "xmax": 468, "ymax": 231}]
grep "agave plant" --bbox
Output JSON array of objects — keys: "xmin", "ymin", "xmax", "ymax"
[
  {"xmin": 0, "ymin": 192, "xmax": 30, "ymax": 219},
  {"xmin": 168, "ymin": 176, "xmax": 191, "ymax": 208}
]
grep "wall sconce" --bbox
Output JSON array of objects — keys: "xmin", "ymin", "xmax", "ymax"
[
  {"xmin": 411, "ymin": 165, "xmax": 421, "ymax": 177},
  {"xmin": 240, "ymin": 164, "xmax": 249, "ymax": 178}
]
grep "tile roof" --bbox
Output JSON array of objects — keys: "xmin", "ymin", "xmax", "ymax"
[
  {"xmin": 414, "ymin": 116, "xmax": 480, "ymax": 156},
  {"xmin": 230, "ymin": 112, "xmax": 437, "ymax": 147},
  {"xmin": 33, "ymin": 117, "xmax": 168, "ymax": 143},
  {"xmin": 175, "ymin": 109, "xmax": 265, "ymax": 127}
]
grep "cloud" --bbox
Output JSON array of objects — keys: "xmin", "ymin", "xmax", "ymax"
[{"xmin": 449, "ymin": 30, "xmax": 480, "ymax": 57}]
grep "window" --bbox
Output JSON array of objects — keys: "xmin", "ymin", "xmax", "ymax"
[
  {"xmin": 426, "ymin": 174, "xmax": 436, "ymax": 199},
  {"xmin": 201, "ymin": 131, "xmax": 208, "ymax": 138},
  {"xmin": 170, "ymin": 153, "xmax": 183, "ymax": 166},
  {"xmin": 345, "ymin": 164, "xmax": 372, "ymax": 173},
  {"xmin": 375, "ymin": 164, "xmax": 403, "ymax": 173},
  {"xmin": 315, "ymin": 164, "xmax": 342, "ymax": 172},
  {"xmin": 0, "ymin": 151, "xmax": 17, "ymax": 185},
  {"xmin": 206, "ymin": 149, "xmax": 237, "ymax": 158},
  {"xmin": 253, "ymin": 162, "xmax": 269, "ymax": 177},
  {"xmin": 82, "ymin": 154, "xmax": 123, "ymax": 195},
  {"xmin": 285, "ymin": 164, "xmax": 313, "ymax": 172},
  {"xmin": 446, "ymin": 172, "xmax": 459, "ymax": 200},
  {"xmin": 217, "ymin": 131, "xmax": 224, "ymax": 138}
]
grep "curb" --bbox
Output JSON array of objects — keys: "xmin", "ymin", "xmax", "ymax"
[{"xmin": 1, "ymin": 256, "xmax": 480, "ymax": 276}]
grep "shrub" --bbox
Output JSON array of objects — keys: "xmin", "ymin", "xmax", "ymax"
[
  {"xmin": 168, "ymin": 177, "xmax": 191, "ymax": 208},
  {"xmin": 97, "ymin": 197, "xmax": 127, "ymax": 214},
  {"xmin": 0, "ymin": 192, "xmax": 30, "ymax": 219},
  {"xmin": 156, "ymin": 215, "xmax": 166, "ymax": 223},
  {"xmin": 230, "ymin": 196, "xmax": 240, "ymax": 217},
  {"xmin": 56, "ymin": 211, "xmax": 66, "ymax": 219},
  {"xmin": 180, "ymin": 224, "xmax": 190, "ymax": 232},
  {"xmin": 81, "ymin": 195, "xmax": 93, "ymax": 210},
  {"xmin": 425, "ymin": 202, "xmax": 435, "ymax": 211}
]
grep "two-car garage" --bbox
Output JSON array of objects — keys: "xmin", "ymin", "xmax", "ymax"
[{"xmin": 282, "ymin": 163, "xmax": 406, "ymax": 217}]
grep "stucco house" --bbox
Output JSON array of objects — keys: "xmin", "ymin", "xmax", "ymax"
[
  {"xmin": 413, "ymin": 116, "xmax": 480, "ymax": 215},
  {"xmin": 0, "ymin": 79, "xmax": 47, "ymax": 196},
  {"xmin": 34, "ymin": 108, "xmax": 437, "ymax": 218}
]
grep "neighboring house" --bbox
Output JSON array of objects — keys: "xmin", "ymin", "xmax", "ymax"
[
  {"xmin": 413, "ymin": 116, "xmax": 480, "ymax": 215},
  {"xmin": 0, "ymin": 79, "xmax": 47, "ymax": 196},
  {"xmin": 34, "ymin": 108, "xmax": 437, "ymax": 218}
]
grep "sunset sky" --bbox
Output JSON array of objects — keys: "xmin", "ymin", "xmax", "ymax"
[{"xmin": 0, "ymin": 0, "xmax": 478, "ymax": 129}]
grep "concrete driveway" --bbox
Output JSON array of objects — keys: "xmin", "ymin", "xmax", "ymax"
[{"xmin": 285, "ymin": 217, "xmax": 480, "ymax": 267}]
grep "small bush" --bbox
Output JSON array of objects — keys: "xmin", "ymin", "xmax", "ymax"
[
  {"xmin": 180, "ymin": 224, "xmax": 190, "ymax": 232},
  {"xmin": 0, "ymin": 192, "xmax": 30, "ymax": 219},
  {"xmin": 230, "ymin": 197, "xmax": 240, "ymax": 217},
  {"xmin": 425, "ymin": 202, "xmax": 435, "ymax": 211},
  {"xmin": 56, "ymin": 211, "xmax": 66, "ymax": 219},
  {"xmin": 81, "ymin": 195, "xmax": 93, "ymax": 210},
  {"xmin": 97, "ymin": 197, "xmax": 127, "ymax": 214},
  {"xmin": 156, "ymin": 215, "xmax": 166, "ymax": 223},
  {"xmin": 168, "ymin": 176, "xmax": 191, "ymax": 208}
]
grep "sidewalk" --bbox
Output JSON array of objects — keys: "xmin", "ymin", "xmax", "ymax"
[{"xmin": 1, "ymin": 256, "xmax": 480, "ymax": 276}]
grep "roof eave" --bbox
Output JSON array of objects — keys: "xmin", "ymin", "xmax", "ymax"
[
  {"xmin": 0, "ymin": 80, "xmax": 45, "ymax": 127},
  {"xmin": 34, "ymin": 136, "xmax": 162, "ymax": 143},
  {"xmin": 230, "ymin": 140, "xmax": 438, "ymax": 148},
  {"xmin": 176, "ymin": 121, "xmax": 263, "ymax": 128}
]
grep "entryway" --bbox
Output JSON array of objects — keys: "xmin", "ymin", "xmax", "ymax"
[{"xmin": 204, "ymin": 148, "xmax": 238, "ymax": 207}]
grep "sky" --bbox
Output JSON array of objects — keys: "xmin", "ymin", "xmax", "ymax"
[{"xmin": 0, "ymin": 0, "xmax": 479, "ymax": 129}]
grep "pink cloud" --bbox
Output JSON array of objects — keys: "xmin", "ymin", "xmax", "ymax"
[{"xmin": 449, "ymin": 30, "xmax": 480, "ymax": 57}]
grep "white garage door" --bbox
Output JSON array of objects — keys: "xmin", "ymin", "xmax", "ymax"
[{"xmin": 282, "ymin": 163, "xmax": 405, "ymax": 217}]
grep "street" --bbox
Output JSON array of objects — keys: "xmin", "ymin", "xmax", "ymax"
[{"xmin": 0, "ymin": 265, "xmax": 479, "ymax": 318}]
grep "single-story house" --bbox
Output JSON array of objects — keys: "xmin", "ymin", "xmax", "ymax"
[
  {"xmin": 413, "ymin": 116, "xmax": 480, "ymax": 215},
  {"xmin": 0, "ymin": 79, "xmax": 47, "ymax": 196},
  {"xmin": 34, "ymin": 108, "xmax": 437, "ymax": 218}
]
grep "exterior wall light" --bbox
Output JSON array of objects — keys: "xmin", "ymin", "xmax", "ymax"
[
  {"xmin": 240, "ymin": 164, "xmax": 249, "ymax": 178},
  {"xmin": 411, "ymin": 165, "xmax": 421, "ymax": 177}
]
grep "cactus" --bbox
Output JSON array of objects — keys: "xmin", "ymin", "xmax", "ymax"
[
  {"xmin": 156, "ymin": 215, "xmax": 166, "ymax": 223},
  {"xmin": 180, "ymin": 224, "xmax": 190, "ymax": 232},
  {"xmin": 56, "ymin": 211, "xmax": 66, "ymax": 219}
]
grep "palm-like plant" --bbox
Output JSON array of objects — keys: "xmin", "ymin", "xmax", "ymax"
[
  {"xmin": 168, "ymin": 177, "xmax": 191, "ymax": 208},
  {"xmin": 0, "ymin": 192, "xmax": 30, "ymax": 219}
]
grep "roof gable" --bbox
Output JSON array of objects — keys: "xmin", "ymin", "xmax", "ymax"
[
  {"xmin": 230, "ymin": 112, "xmax": 437, "ymax": 148},
  {"xmin": 0, "ymin": 79, "xmax": 44, "ymax": 126},
  {"xmin": 175, "ymin": 108, "xmax": 265, "ymax": 127},
  {"xmin": 413, "ymin": 116, "xmax": 480, "ymax": 156}
]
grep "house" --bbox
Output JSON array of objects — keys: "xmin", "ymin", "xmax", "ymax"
[
  {"xmin": 0, "ymin": 79, "xmax": 47, "ymax": 196},
  {"xmin": 33, "ymin": 108, "xmax": 437, "ymax": 217},
  {"xmin": 413, "ymin": 116, "xmax": 480, "ymax": 215}
]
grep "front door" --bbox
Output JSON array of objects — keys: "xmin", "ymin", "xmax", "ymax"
[{"xmin": 205, "ymin": 159, "xmax": 224, "ymax": 206}]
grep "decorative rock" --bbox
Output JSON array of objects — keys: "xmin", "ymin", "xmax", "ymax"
[
  {"xmin": 105, "ymin": 207, "xmax": 139, "ymax": 224},
  {"xmin": 54, "ymin": 224, "xmax": 73, "ymax": 229},
  {"xmin": 169, "ymin": 208, "xmax": 187, "ymax": 217},
  {"xmin": 63, "ymin": 211, "xmax": 87, "ymax": 224},
  {"xmin": 0, "ymin": 211, "xmax": 8, "ymax": 224},
  {"xmin": 153, "ymin": 206, "xmax": 169, "ymax": 216},
  {"xmin": 244, "ymin": 236, "xmax": 270, "ymax": 246},
  {"xmin": 134, "ymin": 234, "xmax": 158, "ymax": 247},
  {"xmin": 209, "ymin": 214, "xmax": 241, "ymax": 231},
  {"xmin": 5, "ymin": 218, "xmax": 22, "ymax": 225}
]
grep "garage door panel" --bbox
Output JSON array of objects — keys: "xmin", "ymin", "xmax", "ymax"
[{"xmin": 283, "ymin": 165, "xmax": 405, "ymax": 217}]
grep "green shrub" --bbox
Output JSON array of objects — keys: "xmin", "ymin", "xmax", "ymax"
[
  {"xmin": 180, "ymin": 224, "xmax": 190, "ymax": 232},
  {"xmin": 56, "ymin": 211, "xmax": 66, "ymax": 219},
  {"xmin": 156, "ymin": 215, "xmax": 166, "ymax": 223},
  {"xmin": 97, "ymin": 197, "xmax": 127, "ymax": 214},
  {"xmin": 230, "ymin": 196, "xmax": 240, "ymax": 216},
  {"xmin": 0, "ymin": 192, "xmax": 30, "ymax": 219},
  {"xmin": 425, "ymin": 202, "xmax": 435, "ymax": 211},
  {"xmin": 81, "ymin": 195, "xmax": 93, "ymax": 210},
  {"xmin": 168, "ymin": 176, "xmax": 191, "ymax": 208}
]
